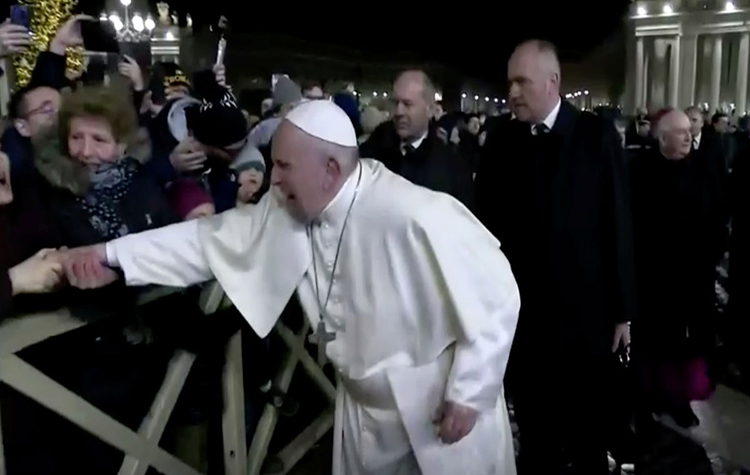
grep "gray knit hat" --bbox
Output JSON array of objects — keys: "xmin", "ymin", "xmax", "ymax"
[
  {"xmin": 231, "ymin": 144, "xmax": 266, "ymax": 174},
  {"xmin": 273, "ymin": 76, "xmax": 302, "ymax": 107}
]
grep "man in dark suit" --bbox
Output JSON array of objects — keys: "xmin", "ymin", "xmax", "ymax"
[
  {"xmin": 359, "ymin": 70, "xmax": 475, "ymax": 210},
  {"xmin": 475, "ymin": 40, "xmax": 636, "ymax": 474}
]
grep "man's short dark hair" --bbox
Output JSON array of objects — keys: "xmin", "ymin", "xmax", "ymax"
[
  {"xmin": 712, "ymin": 112, "xmax": 728, "ymax": 124},
  {"xmin": 7, "ymin": 85, "xmax": 36, "ymax": 120}
]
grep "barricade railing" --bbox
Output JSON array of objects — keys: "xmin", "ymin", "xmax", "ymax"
[{"xmin": 0, "ymin": 282, "xmax": 335, "ymax": 475}]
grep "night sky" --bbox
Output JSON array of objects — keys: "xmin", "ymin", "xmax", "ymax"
[{"xmin": 56, "ymin": 0, "xmax": 632, "ymax": 81}]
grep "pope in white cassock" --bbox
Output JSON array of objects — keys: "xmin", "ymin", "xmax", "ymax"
[{"xmin": 65, "ymin": 100, "xmax": 520, "ymax": 475}]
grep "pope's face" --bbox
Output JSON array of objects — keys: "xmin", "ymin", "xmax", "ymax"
[{"xmin": 271, "ymin": 121, "xmax": 339, "ymax": 222}]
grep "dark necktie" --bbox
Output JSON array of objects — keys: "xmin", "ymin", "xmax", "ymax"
[
  {"xmin": 533, "ymin": 123, "xmax": 550, "ymax": 136},
  {"xmin": 401, "ymin": 143, "xmax": 416, "ymax": 156}
]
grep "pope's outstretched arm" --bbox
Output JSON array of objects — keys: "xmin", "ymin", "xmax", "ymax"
[
  {"xmin": 65, "ymin": 219, "xmax": 214, "ymax": 289},
  {"xmin": 107, "ymin": 219, "xmax": 213, "ymax": 287}
]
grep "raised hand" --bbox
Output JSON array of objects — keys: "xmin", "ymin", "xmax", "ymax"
[
  {"xmin": 50, "ymin": 14, "xmax": 93, "ymax": 55},
  {"xmin": 213, "ymin": 63, "xmax": 227, "ymax": 87},
  {"xmin": 0, "ymin": 20, "xmax": 31, "ymax": 57},
  {"xmin": 119, "ymin": 54, "xmax": 145, "ymax": 91},
  {"xmin": 62, "ymin": 245, "xmax": 119, "ymax": 290},
  {"xmin": 433, "ymin": 400, "xmax": 479, "ymax": 444},
  {"xmin": 169, "ymin": 137, "xmax": 207, "ymax": 173}
]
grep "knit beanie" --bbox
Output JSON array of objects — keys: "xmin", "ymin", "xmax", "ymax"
[
  {"xmin": 273, "ymin": 76, "xmax": 302, "ymax": 107},
  {"xmin": 231, "ymin": 144, "xmax": 266, "ymax": 174},
  {"xmin": 167, "ymin": 179, "xmax": 214, "ymax": 220},
  {"xmin": 190, "ymin": 70, "xmax": 248, "ymax": 149}
]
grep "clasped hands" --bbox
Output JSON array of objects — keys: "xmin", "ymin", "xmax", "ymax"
[{"xmin": 11, "ymin": 245, "xmax": 116, "ymax": 295}]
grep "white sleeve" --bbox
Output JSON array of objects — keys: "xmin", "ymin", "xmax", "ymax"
[
  {"xmin": 106, "ymin": 220, "xmax": 214, "ymax": 287},
  {"xmin": 418, "ymin": 199, "xmax": 520, "ymax": 412}
]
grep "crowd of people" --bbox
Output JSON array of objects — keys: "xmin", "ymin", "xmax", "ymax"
[{"xmin": 0, "ymin": 14, "xmax": 748, "ymax": 475}]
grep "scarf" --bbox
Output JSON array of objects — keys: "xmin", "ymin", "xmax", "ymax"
[{"xmin": 77, "ymin": 158, "xmax": 138, "ymax": 240}]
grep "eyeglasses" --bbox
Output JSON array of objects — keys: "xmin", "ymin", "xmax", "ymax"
[{"xmin": 25, "ymin": 102, "xmax": 58, "ymax": 119}]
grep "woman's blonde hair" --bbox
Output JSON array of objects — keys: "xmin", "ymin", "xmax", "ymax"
[{"xmin": 58, "ymin": 79, "xmax": 138, "ymax": 147}]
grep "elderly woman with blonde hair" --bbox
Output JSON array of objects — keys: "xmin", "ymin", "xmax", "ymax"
[{"xmin": 35, "ymin": 81, "xmax": 178, "ymax": 246}]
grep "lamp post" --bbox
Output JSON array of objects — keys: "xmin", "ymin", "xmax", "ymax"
[{"xmin": 105, "ymin": 0, "xmax": 156, "ymax": 43}]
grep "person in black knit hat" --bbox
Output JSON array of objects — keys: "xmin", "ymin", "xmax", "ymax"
[{"xmin": 145, "ymin": 67, "xmax": 249, "ymax": 212}]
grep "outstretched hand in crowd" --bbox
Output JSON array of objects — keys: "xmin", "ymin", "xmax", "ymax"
[{"xmin": 62, "ymin": 245, "xmax": 119, "ymax": 290}]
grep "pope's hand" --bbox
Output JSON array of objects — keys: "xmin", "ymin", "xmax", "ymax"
[
  {"xmin": 433, "ymin": 401, "xmax": 478, "ymax": 444},
  {"xmin": 62, "ymin": 245, "xmax": 118, "ymax": 289}
]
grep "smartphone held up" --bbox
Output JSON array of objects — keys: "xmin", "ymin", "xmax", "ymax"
[{"xmin": 9, "ymin": 4, "xmax": 30, "ymax": 30}]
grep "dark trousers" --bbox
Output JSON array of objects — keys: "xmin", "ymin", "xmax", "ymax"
[{"xmin": 509, "ymin": 354, "xmax": 610, "ymax": 475}]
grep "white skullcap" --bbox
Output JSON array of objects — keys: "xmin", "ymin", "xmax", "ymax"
[{"xmin": 284, "ymin": 100, "xmax": 358, "ymax": 147}]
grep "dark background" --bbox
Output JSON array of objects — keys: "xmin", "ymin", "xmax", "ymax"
[{"xmin": 65, "ymin": 0, "xmax": 632, "ymax": 82}]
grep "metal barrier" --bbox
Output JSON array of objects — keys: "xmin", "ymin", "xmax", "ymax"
[{"xmin": 0, "ymin": 282, "xmax": 335, "ymax": 475}]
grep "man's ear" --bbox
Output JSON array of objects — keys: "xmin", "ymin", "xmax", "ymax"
[
  {"xmin": 14, "ymin": 119, "xmax": 31, "ymax": 138},
  {"xmin": 117, "ymin": 143, "xmax": 127, "ymax": 157},
  {"xmin": 325, "ymin": 157, "xmax": 343, "ymax": 187}
]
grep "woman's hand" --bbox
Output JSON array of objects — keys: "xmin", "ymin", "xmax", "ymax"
[{"xmin": 9, "ymin": 249, "xmax": 65, "ymax": 295}]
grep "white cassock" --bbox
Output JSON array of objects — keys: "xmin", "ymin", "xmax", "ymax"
[{"xmin": 106, "ymin": 163, "xmax": 519, "ymax": 474}]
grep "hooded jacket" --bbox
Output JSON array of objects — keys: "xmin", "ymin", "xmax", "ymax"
[{"xmin": 34, "ymin": 121, "xmax": 178, "ymax": 248}]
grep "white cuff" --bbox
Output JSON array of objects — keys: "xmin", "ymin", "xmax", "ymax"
[{"xmin": 105, "ymin": 242, "xmax": 119, "ymax": 267}]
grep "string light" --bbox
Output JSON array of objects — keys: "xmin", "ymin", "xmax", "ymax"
[{"xmin": 13, "ymin": 0, "xmax": 83, "ymax": 87}]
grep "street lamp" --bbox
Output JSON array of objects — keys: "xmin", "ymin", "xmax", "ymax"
[
  {"xmin": 637, "ymin": 5, "xmax": 647, "ymax": 16},
  {"xmin": 105, "ymin": 0, "xmax": 156, "ymax": 42},
  {"xmin": 725, "ymin": 1, "xmax": 736, "ymax": 12},
  {"xmin": 662, "ymin": 3, "xmax": 673, "ymax": 14}
]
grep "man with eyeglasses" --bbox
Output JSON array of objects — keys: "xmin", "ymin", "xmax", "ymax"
[{"xmin": 0, "ymin": 15, "xmax": 88, "ymax": 180}]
